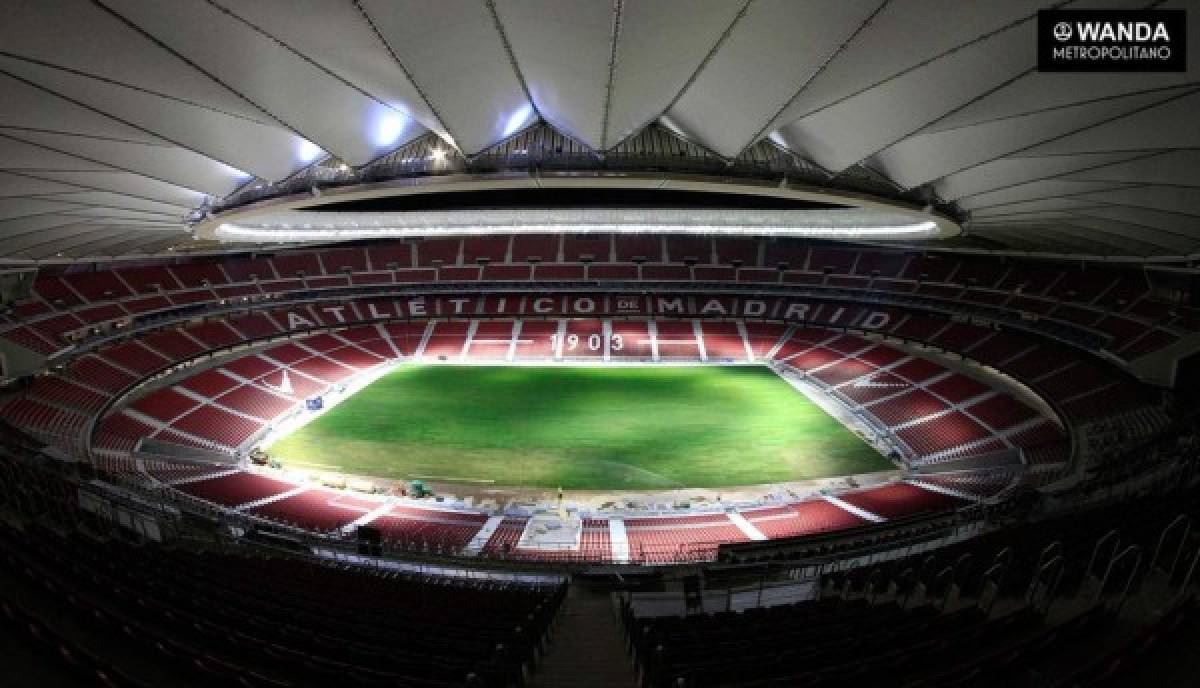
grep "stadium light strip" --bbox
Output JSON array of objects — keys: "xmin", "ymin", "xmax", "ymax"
[{"xmin": 214, "ymin": 221, "xmax": 941, "ymax": 242}]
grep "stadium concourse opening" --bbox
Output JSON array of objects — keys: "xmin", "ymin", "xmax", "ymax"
[{"xmin": 3, "ymin": 2, "xmax": 1200, "ymax": 687}]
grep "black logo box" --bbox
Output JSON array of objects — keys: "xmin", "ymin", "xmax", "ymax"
[{"xmin": 1038, "ymin": 9, "xmax": 1187, "ymax": 73}]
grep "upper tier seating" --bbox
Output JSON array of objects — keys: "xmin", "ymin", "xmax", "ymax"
[
  {"xmin": 100, "ymin": 340, "xmax": 170, "ymax": 376},
  {"xmin": 8, "ymin": 241, "xmax": 1195, "ymax": 369}
]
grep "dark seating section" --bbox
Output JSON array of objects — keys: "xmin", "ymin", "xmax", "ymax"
[
  {"xmin": 2, "ymin": 405, "xmax": 1199, "ymax": 687},
  {"xmin": 635, "ymin": 481, "xmax": 1200, "ymax": 687},
  {"xmin": 0, "ymin": 519, "xmax": 565, "ymax": 688},
  {"xmin": 626, "ymin": 597, "xmax": 1046, "ymax": 687},
  {"xmin": 1060, "ymin": 598, "xmax": 1200, "ymax": 687}
]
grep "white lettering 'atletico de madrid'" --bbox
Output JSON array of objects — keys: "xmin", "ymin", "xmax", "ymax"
[
  {"xmin": 277, "ymin": 295, "xmax": 893, "ymax": 330},
  {"xmin": 286, "ymin": 311, "xmax": 313, "ymax": 329},
  {"xmin": 783, "ymin": 303, "xmax": 810, "ymax": 320},
  {"xmin": 656, "ymin": 297, "xmax": 685, "ymax": 314},
  {"xmin": 700, "ymin": 298, "xmax": 726, "ymax": 315},
  {"xmin": 861, "ymin": 311, "xmax": 889, "ymax": 329},
  {"xmin": 743, "ymin": 300, "xmax": 767, "ymax": 317}
]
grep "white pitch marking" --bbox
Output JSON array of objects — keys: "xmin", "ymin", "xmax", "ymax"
[
  {"xmin": 822, "ymin": 494, "xmax": 885, "ymax": 522},
  {"xmin": 850, "ymin": 376, "xmax": 908, "ymax": 389},
  {"xmin": 764, "ymin": 325, "xmax": 795, "ymax": 360},
  {"xmin": 460, "ymin": 320, "xmax": 479, "ymax": 359},
  {"xmin": 554, "ymin": 320, "xmax": 568, "ymax": 360},
  {"xmin": 166, "ymin": 467, "xmax": 240, "ymax": 486},
  {"xmin": 236, "ymin": 485, "xmax": 308, "ymax": 511},
  {"xmin": 603, "ymin": 319, "xmax": 612, "ymax": 362},
  {"xmin": 377, "ymin": 323, "xmax": 404, "ymax": 358},
  {"xmin": 464, "ymin": 515, "xmax": 506, "ymax": 556},
  {"xmin": 727, "ymin": 511, "xmax": 768, "ymax": 541},
  {"xmin": 344, "ymin": 499, "xmax": 398, "ymax": 531},
  {"xmin": 736, "ymin": 320, "xmax": 755, "ymax": 362},
  {"xmin": 609, "ymin": 519, "xmax": 630, "ymax": 563},
  {"xmin": 648, "ymin": 320, "xmax": 660, "ymax": 361},
  {"xmin": 414, "ymin": 321, "xmax": 435, "ymax": 359},
  {"xmin": 906, "ymin": 480, "xmax": 978, "ymax": 502},
  {"xmin": 507, "ymin": 320, "xmax": 522, "ymax": 361}
]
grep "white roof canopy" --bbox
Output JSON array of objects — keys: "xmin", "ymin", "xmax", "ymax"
[{"xmin": 0, "ymin": 0, "xmax": 1196, "ymax": 261}]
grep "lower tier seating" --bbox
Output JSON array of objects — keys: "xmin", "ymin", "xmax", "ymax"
[{"xmin": 0, "ymin": 518, "xmax": 564, "ymax": 688}]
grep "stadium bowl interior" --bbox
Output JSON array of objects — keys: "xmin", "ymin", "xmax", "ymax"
[{"xmin": 1, "ymin": 2, "xmax": 1199, "ymax": 686}]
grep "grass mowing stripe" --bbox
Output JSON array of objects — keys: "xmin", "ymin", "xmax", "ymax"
[{"xmin": 267, "ymin": 365, "xmax": 891, "ymax": 490}]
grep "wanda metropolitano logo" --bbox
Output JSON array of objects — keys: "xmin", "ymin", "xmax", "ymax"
[{"xmin": 1038, "ymin": 9, "xmax": 1187, "ymax": 72}]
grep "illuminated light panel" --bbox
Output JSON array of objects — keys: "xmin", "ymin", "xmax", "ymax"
[
  {"xmin": 203, "ymin": 204, "xmax": 957, "ymax": 243},
  {"xmin": 502, "ymin": 103, "xmax": 537, "ymax": 139},
  {"xmin": 216, "ymin": 221, "xmax": 940, "ymax": 242},
  {"xmin": 658, "ymin": 115, "xmax": 691, "ymax": 141},
  {"xmin": 373, "ymin": 110, "xmax": 409, "ymax": 147},
  {"xmin": 296, "ymin": 139, "xmax": 324, "ymax": 164},
  {"xmin": 216, "ymin": 160, "xmax": 253, "ymax": 181}
]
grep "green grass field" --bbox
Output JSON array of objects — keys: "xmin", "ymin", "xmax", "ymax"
[{"xmin": 266, "ymin": 365, "xmax": 891, "ymax": 490}]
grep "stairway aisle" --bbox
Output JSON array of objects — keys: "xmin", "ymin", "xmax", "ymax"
[{"xmin": 528, "ymin": 584, "xmax": 638, "ymax": 688}]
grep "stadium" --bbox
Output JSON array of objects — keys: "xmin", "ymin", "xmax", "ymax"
[{"xmin": 0, "ymin": 1, "xmax": 1198, "ymax": 686}]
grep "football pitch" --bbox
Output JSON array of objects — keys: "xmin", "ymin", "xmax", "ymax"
[{"xmin": 266, "ymin": 365, "xmax": 891, "ymax": 490}]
